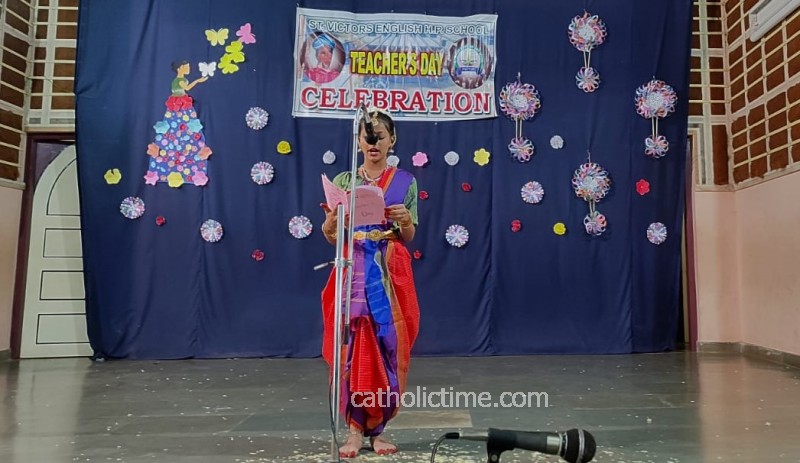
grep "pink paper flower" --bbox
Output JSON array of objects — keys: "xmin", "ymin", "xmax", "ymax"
[
  {"xmin": 155, "ymin": 216, "xmax": 166, "ymax": 226},
  {"xmin": 412, "ymin": 151, "xmax": 429, "ymax": 167},
  {"xmin": 192, "ymin": 171, "xmax": 208, "ymax": 186},
  {"xmin": 144, "ymin": 171, "xmax": 158, "ymax": 185},
  {"xmin": 252, "ymin": 249, "xmax": 265, "ymax": 261},
  {"xmin": 413, "ymin": 250, "xmax": 423, "ymax": 260},
  {"xmin": 419, "ymin": 191, "xmax": 429, "ymax": 200},
  {"xmin": 511, "ymin": 220, "xmax": 522, "ymax": 232},
  {"xmin": 461, "ymin": 182, "xmax": 472, "ymax": 192}
]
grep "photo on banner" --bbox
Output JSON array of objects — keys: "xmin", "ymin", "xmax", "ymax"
[{"xmin": 292, "ymin": 7, "xmax": 498, "ymax": 121}]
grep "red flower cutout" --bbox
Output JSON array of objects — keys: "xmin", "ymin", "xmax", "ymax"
[
  {"xmin": 461, "ymin": 182, "xmax": 472, "ymax": 192},
  {"xmin": 413, "ymin": 250, "xmax": 423, "ymax": 260},
  {"xmin": 511, "ymin": 220, "xmax": 522, "ymax": 232},
  {"xmin": 252, "ymin": 249, "xmax": 265, "ymax": 261},
  {"xmin": 636, "ymin": 179, "xmax": 651, "ymax": 196},
  {"xmin": 155, "ymin": 216, "xmax": 166, "ymax": 226},
  {"xmin": 419, "ymin": 191, "xmax": 429, "ymax": 200}
]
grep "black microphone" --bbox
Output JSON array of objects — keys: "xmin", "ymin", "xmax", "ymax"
[
  {"xmin": 360, "ymin": 104, "xmax": 379, "ymax": 145},
  {"xmin": 453, "ymin": 428, "xmax": 596, "ymax": 463}
]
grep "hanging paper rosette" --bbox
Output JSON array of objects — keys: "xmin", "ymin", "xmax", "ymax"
[
  {"xmin": 572, "ymin": 160, "xmax": 611, "ymax": 236},
  {"xmin": 200, "ymin": 219, "xmax": 224, "ymax": 243},
  {"xmin": 499, "ymin": 78, "xmax": 541, "ymax": 162},
  {"xmin": 647, "ymin": 222, "xmax": 668, "ymax": 245},
  {"xmin": 572, "ymin": 162, "xmax": 611, "ymax": 203},
  {"xmin": 120, "ymin": 197, "xmax": 145, "ymax": 219},
  {"xmin": 288, "ymin": 215, "xmax": 313, "ymax": 239},
  {"xmin": 445, "ymin": 224, "xmax": 469, "ymax": 248},
  {"xmin": 636, "ymin": 79, "xmax": 677, "ymax": 158},
  {"xmin": 499, "ymin": 81, "xmax": 541, "ymax": 121},
  {"xmin": 568, "ymin": 12, "xmax": 607, "ymax": 93},
  {"xmin": 520, "ymin": 181, "xmax": 544, "ymax": 204}
]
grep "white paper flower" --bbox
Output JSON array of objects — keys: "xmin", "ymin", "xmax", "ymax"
[
  {"xmin": 444, "ymin": 151, "xmax": 460, "ymax": 166},
  {"xmin": 387, "ymin": 155, "xmax": 400, "ymax": 167},
  {"xmin": 550, "ymin": 135, "xmax": 564, "ymax": 149},
  {"xmin": 322, "ymin": 150, "xmax": 336, "ymax": 165}
]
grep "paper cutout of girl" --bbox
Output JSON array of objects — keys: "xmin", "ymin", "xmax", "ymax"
[
  {"xmin": 145, "ymin": 61, "xmax": 212, "ymax": 188},
  {"xmin": 304, "ymin": 33, "xmax": 342, "ymax": 84}
]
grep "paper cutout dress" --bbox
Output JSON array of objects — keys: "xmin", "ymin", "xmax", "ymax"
[{"xmin": 145, "ymin": 67, "xmax": 212, "ymax": 188}]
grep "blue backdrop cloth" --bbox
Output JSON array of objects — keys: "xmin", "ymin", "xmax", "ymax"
[{"xmin": 75, "ymin": 0, "xmax": 692, "ymax": 359}]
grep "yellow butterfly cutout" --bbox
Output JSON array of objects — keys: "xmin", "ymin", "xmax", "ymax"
[
  {"xmin": 224, "ymin": 41, "xmax": 245, "ymax": 62},
  {"xmin": 205, "ymin": 28, "xmax": 229, "ymax": 46},
  {"xmin": 219, "ymin": 54, "xmax": 239, "ymax": 74}
]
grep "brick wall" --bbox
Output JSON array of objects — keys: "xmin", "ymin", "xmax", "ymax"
[{"xmin": 726, "ymin": 1, "xmax": 800, "ymax": 186}]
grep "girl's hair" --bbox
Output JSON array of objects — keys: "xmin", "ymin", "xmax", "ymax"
[
  {"xmin": 171, "ymin": 60, "xmax": 189, "ymax": 72},
  {"xmin": 360, "ymin": 109, "xmax": 396, "ymax": 140}
]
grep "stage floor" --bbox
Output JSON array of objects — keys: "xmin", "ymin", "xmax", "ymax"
[{"xmin": 1, "ymin": 352, "xmax": 798, "ymax": 462}]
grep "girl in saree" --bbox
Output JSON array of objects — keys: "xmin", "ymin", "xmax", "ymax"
[{"xmin": 320, "ymin": 109, "xmax": 420, "ymax": 457}]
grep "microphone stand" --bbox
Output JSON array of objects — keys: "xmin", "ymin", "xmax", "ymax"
[{"xmin": 326, "ymin": 105, "xmax": 363, "ymax": 462}]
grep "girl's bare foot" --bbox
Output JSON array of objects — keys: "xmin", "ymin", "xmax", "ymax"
[
  {"xmin": 339, "ymin": 430, "xmax": 362, "ymax": 458},
  {"xmin": 370, "ymin": 435, "xmax": 397, "ymax": 455}
]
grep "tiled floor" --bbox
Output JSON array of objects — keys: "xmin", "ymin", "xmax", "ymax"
[{"xmin": 1, "ymin": 352, "xmax": 799, "ymax": 462}]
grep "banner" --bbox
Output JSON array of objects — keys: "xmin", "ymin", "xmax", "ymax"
[{"xmin": 292, "ymin": 8, "xmax": 498, "ymax": 121}]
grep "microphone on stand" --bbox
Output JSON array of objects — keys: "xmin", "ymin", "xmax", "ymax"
[
  {"xmin": 359, "ymin": 103, "xmax": 379, "ymax": 145},
  {"xmin": 449, "ymin": 428, "xmax": 596, "ymax": 463}
]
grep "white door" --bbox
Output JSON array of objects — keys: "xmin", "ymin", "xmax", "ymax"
[{"xmin": 20, "ymin": 145, "xmax": 91, "ymax": 358}]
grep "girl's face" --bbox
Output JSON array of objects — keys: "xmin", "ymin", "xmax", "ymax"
[
  {"xmin": 179, "ymin": 63, "xmax": 190, "ymax": 75},
  {"xmin": 316, "ymin": 47, "xmax": 332, "ymax": 67},
  {"xmin": 358, "ymin": 120, "xmax": 394, "ymax": 164}
]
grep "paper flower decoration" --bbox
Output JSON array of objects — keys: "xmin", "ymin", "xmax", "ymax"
[
  {"xmin": 474, "ymin": 148, "xmax": 491, "ymax": 166},
  {"xmin": 167, "ymin": 172, "xmax": 184, "ymax": 188},
  {"xmin": 572, "ymin": 162, "xmax": 611, "ymax": 203},
  {"xmin": 387, "ymin": 155, "xmax": 400, "ymax": 167},
  {"xmin": 144, "ymin": 171, "xmax": 158, "ymax": 185},
  {"xmin": 550, "ymin": 136, "xmax": 564, "ymax": 149},
  {"xmin": 583, "ymin": 211, "xmax": 607, "ymax": 236},
  {"xmin": 251, "ymin": 249, "xmax": 265, "ymax": 261},
  {"xmin": 155, "ymin": 216, "xmax": 166, "ymax": 226},
  {"xmin": 120, "ymin": 197, "xmax": 145, "ymax": 219},
  {"xmin": 508, "ymin": 137, "xmax": 534, "ymax": 162},
  {"xmin": 192, "ymin": 171, "xmax": 208, "ymax": 186},
  {"xmin": 251, "ymin": 161, "xmax": 274, "ymax": 185},
  {"xmin": 288, "ymin": 215, "xmax": 312, "ymax": 239},
  {"xmin": 569, "ymin": 12, "xmax": 607, "ymax": 92},
  {"xmin": 636, "ymin": 179, "xmax": 651, "ymax": 196},
  {"xmin": 573, "ymin": 160, "xmax": 611, "ymax": 236},
  {"xmin": 636, "ymin": 80, "xmax": 678, "ymax": 119},
  {"xmin": 521, "ymin": 181, "xmax": 544, "ymax": 204},
  {"xmin": 647, "ymin": 222, "xmax": 667, "ymax": 245},
  {"xmin": 323, "ymin": 150, "xmax": 336, "ymax": 165},
  {"xmin": 198, "ymin": 146, "xmax": 213, "ymax": 160},
  {"xmin": 413, "ymin": 250, "xmax": 423, "ymax": 260},
  {"xmin": 201, "ymin": 219, "xmax": 224, "ymax": 243},
  {"xmin": 419, "ymin": 191, "xmax": 429, "ymax": 200},
  {"xmin": 499, "ymin": 81, "xmax": 541, "ymax": 121},
  {"xmin": 412, "ymin": 152, "xmax": 429, "ymax": 167},
  {"xmin": 636, "ymin": 79, "xmax": 677, "ymax": 158},
  {"xmin": 576, "ymin": 67, "xmax": 600, "ymax": 93},
  {"xmin": 444, "ymin": 151, "xmax": 460, "ymax": 166},
  {"xmin": 245, "ymin": 107, "xmax": 269, "ymax": 130},
  {"xmin": 511, "ymin": 220, "xmax": 522, "ymax": 232},
  {"xmin": 445, "ymin": 224, "xmax": 469, "ymax": 248},
  {"xmin": 553, "ymin": 222, "xmax": 567, "ymax": 235},
  {"xmin": 277, "ymin": 140, "xmax": 291, "ymax": 154},
  {"xmin": 104, "ymin": 169, "xmax": 122, "ymax": 184},
  {"xmin": 645, "ymin": 135, "xmax": 670, "ymax": 158}
]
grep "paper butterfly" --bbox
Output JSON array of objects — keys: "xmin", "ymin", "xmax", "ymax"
[
  {"xmin": 198, "ymin": 61, "xmax": 216, "ymax": 77},
  {"xmin": 205, "ymin": 28, "xmax": 229, "ymax": 46},
  {"xmin": 219, "ymin": 55, "xmax": 239, "ymax": 74},
  {"xmin": 236, "ymin": 23, "xmax": 256, "ymax": 44},
  {"xmin": 224, "ymin": 41, "xmax": 245, "ymax": 62}
]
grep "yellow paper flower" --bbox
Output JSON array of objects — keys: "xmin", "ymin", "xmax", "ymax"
[
  {"xmin": 277, "ymin": 140, "xmax": 292, "ymax": 154},
  {"xmin": 104, "ymin": 168, "xmax": 122, "ymax": 185},
  {"xmin": 553, "ymin": 222, "xmax": 567, "ymax": 235},
  {"xmin": 167, "ymin": 172, "xmax": 184, "ymax": 188},
  {"xmin": 474, "ymin": 148, "xmax": 490, "ymax": 166}
]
